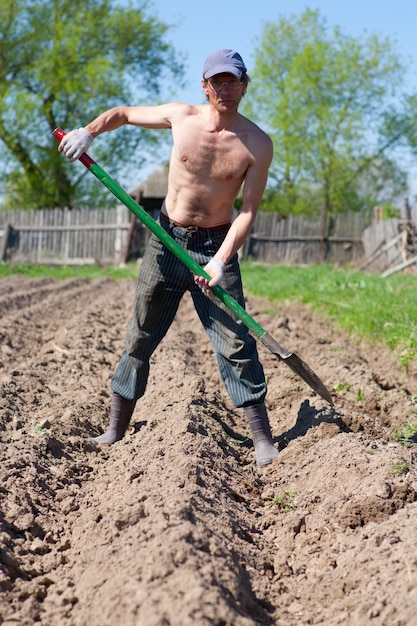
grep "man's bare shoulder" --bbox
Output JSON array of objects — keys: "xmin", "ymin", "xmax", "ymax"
[
  {"xmin": 165, "ymin": 102, "xmax": 204, "ymax": 118},
  {"xmin": 238, "ymin": 113, "xmax": 271, "ymax": 139},
  {"xmin": 123, "ymin": 102, "xmax": 200, "ymax": 129},
  {"xmin": 237, "ymin": 113, "xmax": 273, "ymax": 155}
]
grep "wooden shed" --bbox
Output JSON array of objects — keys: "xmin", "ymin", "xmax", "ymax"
[
  {"xmin": 125, "ymin": 163, "xmax": 169, "ymax": 260},
  {"xmin": 130, "ymin": 163, "xmax": 169, "ymax": 212}
]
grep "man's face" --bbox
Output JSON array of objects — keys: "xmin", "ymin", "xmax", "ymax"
[{"xmin": 202, "ymin": 73, "xmax": 246, "ymax": 110}]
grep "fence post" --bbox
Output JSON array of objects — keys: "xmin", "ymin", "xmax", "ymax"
[
  {"xmin": 114, "ymin": 205, "xmax": 125, "ymax": 264},
  {"xmin": 1, "ymin": 224, "xmax": 20, "ymax": 261}
]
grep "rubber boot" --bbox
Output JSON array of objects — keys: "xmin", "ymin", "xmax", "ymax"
[
  {"xmin": 244, "ymin": 403, "xmax": 278, "ymax": 467},
  {"xmin": 91, "ymin": 392, "xmax": 136, "ymax": 445}
]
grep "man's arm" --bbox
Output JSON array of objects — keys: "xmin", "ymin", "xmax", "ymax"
[
  {"xmin": 195, "ymin": 131, "xmax": 273, "ymax": 294},
  {"xmin": 58, "ymin": 103, "xmax": 189, "ymax": 161},
  {"xmin": 85, "ymin": 103, "xmax": 187, "ymax": 136}
]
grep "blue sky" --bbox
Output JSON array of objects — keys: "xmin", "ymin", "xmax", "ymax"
[{"xmin": 149, "ymin": 0, "xmax": 417, "ymax": 105}]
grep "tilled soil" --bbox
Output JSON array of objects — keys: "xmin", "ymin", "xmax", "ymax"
[{"xmin": 0, "ymin": 273, "xmax": 416, "ymax": 626}]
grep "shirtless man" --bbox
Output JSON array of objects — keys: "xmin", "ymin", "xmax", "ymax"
[{"xmin": 59, "ymin": 49, "xmax": 278, "ymax": 467}]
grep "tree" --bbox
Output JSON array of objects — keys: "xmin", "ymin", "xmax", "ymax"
[
  {"xmin": 0, "ymin": 0, "xmax": 184, "ymax": 209},
  {"xmin": 243, "ymin": 9, "xmax": 414, "ymax": 229},
  {"xmin": 382, "ymin": 93, "xmax": 417, "ymax": 189}
]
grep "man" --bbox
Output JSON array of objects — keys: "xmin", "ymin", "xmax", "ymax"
[{"xmin": 59, "ymin": 49, "xmax": 278, "ymax": 467}]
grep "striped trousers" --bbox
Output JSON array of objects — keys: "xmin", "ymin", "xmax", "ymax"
[{"xmin": 110, "ymin": 216, "xmax": 267, "ymax": 408}]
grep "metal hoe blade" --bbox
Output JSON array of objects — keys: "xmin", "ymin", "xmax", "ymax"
[{"xmin": 261, "ymin": 333, "xmax": 333, "ymax": 405}]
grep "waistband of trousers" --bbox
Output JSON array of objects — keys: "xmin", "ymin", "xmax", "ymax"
[{"xmin": 160, "ymin": 212, "xmax": 231, "ymax": 232}]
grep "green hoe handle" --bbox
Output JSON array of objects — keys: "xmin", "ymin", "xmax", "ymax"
[{"xmin": 53, "ymin": 127, "xmax": 334, "ymax": 405}]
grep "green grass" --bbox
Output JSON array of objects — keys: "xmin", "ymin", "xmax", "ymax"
[
  {"xmin": 1, "ymin": 260, "xmax": 416, "ymax": 366},
  {"xmin": 0, "ymin": 262, "xmax": 139, "ymax": 281},
  {"xmin": 240, "ymin": 262, "xmax": 417, "ymax": 367}
]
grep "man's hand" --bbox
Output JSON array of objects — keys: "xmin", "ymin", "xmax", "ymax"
[
  {"xmin": 194, "ymin": 259, "xmax": 225, "ymax": 297},
  {"xmin": 58, "ymin": 128, "xmax": 93, "ymax": 162}
]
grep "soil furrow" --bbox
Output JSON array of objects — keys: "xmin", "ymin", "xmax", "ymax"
[{"xmin": 0, "ymin": 275, "xmax": 416, "ymax": 626}]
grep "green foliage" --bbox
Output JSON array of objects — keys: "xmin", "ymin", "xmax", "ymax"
[
  {"xmin": 243, "ymin": 8, "xmax": 411, "ymax": 219},
  {"xmin": 240, "ymin": 262, "xmax": 417, "ymax": 364},
  {"xmin": 334, "ymin": 381, "xmax": 350, "ymax": 395},
  {"xmin": 0, "ymin": 0, "xmax": 184, "ymax": 209},
  {"xmin": 389, "ymin": 458, "xmax": 411, "ymax": 476},
  {"xmin": 381, "ymin": 93, "xmax": 417, "ymax": 161},
  {"xmin": 376, "ymin": 203, "xmax": 401, "ymax": 220},
  {"xmin": 391, "ymin": 418, "xmax": 417, "ymax": 447},
  {"xmin": 265, "ymin": 491, "xmax": 295, "ymax": 512}
]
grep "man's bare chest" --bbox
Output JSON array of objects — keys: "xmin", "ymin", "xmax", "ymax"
[{"xmin": 173, "ymin": 129, "xmax": 251, "ymax": 181}]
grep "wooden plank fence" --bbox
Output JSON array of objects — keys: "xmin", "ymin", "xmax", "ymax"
[
  {"xmin": 360, "ymin": 218, "xmax": 417, "ymax": 275},
  {"xmin": 0, "ymin": 206, "xmax": 131, "ymax": 264},
  {"xmin": 2, "ymin": 206, "xmax": 415, "ymax": 275},
  {"xmin": 0, "ymin": 207, "xmax": 365, "ymax": 266},
  {"xmin": 242, "ymin": 211, "xmax": 365, "ymax": 265}
]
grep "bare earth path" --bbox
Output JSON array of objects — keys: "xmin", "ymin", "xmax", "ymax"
[{"xmin": 0, "ymin": 274, "xmax": 416, "ymax": 626}]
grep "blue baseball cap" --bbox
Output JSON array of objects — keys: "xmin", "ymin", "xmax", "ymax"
[{"xmin": 202, "ymin": 49, "xmax": 247, "ymax": 79}]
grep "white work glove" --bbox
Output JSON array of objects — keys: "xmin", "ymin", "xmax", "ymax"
[
  {"xmin": 194, "ymin": 258, "xmax": 225, "ymax": 297},
  {"xmin": 59, "ymin": 128, "xmax": 93, "ymax": 162},
  {"xmin": 204, "ymin": 258, "xmax": 225, "ymax": 287}
]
